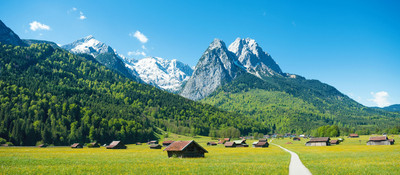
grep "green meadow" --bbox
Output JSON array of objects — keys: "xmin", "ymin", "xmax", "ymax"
[
  {"xmin": 1, "ymin": 134, "xmax": 399, "ymax": 174},
  {"xmin": 0, "ymin": 135, "xmax": 289, "ymax": 175},
  {"xmin": 273, "ymin": 135, "xmax": 400, "ymax": 175}
]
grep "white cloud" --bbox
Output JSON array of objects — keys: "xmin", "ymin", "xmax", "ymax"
[
  {"xmin": 72, "ymin": 7, "xmax": 77, "ymax": 11},
  {"xmin": 369, "ymin": 91, "xmax": 391, "ymax": 107},
  {"xmin": 130, "ymin": 30, "xmax": 148, "ymax": 43},
  {"xmin": 142, "ymin": 45, "xmax": 147, "ymax": 50},
  {"xmin": 128, "ymin": 50, "xmax": 146, "ymax": 57},
  {"xmin": 79, "ymin": 12, "xmax": 86, "ymax": 20},
  {"xmin": 29, "ymin": 21, "xmax": 50, "ymax": 31}
]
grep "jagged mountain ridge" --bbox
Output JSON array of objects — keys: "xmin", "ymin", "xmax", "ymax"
[
  {"xmin": 124, "ymin": 57, "xmax": 193, "ymax": 92},
  {"xmin": 180, "ymin": 38, "xmax": 289, "ymax": 100}
]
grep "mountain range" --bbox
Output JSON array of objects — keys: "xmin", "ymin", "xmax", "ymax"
[{"xmin": 0, "ymin": 19, "xmax": 399, "ymax": 146}]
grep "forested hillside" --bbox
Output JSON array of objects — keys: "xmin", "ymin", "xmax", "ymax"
[
  {"xmin": 0, "ymin": 43, "xmax": 266, "ymax": 146},
  {"xmin": 202, "ymin": 73, "xmax": 400, "ymax": 134}
]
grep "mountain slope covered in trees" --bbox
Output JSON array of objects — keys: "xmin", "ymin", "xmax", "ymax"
[
  {"xmin": 0, "ymin": 43, "xmax": 267, "ymax": 146},
  {"xmin": 202, "ymin": 73, "xmax": 400, "ymax": 134}
]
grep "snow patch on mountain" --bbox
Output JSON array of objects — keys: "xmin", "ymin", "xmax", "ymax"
[{"xmin": 62, "ymin": 35, "xmax": 114, "ymax": 57}]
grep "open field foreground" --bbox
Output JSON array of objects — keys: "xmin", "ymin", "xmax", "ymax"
[
  {"xmin": 0, "ymin": 139, "xmax": 289, "ymax": 174},
  {"xmin": 273, "ymin": 135, "xmax": 400, "ymax": 175}
]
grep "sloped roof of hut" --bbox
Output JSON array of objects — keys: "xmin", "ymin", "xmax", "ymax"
[
  {"xmin": 309, "ymin": 137, "xmax": 330, "ymax": 142},
  {"xmin": 163, "ymin": 140, "xmax": 207, "ymax": 153},
  {"xmin": 369, "ymin": 136, "xmax": 388, "ymax": 141}
]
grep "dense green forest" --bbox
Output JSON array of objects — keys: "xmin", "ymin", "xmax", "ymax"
[
  {"xmin": 0, "ymin": 43, "xmax": 267, "ymax": 146},
  {"xmin": 202, "ymin": 73, "xmax": 400, "ymax": 135}
]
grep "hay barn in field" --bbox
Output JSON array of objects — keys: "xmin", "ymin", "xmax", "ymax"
[
  {"xmin": 164, "ymin": 140, "xmax": 207, "ymax": 158},
  {"xmin": 207, "ymin": 142, "xmax": 217, "ymax": 146},
  {"xmin": 233, "ymin": 140, "xmax": 249, "ymax": 147},
  {"xmin": 254, "ymin": 141, "xmax": 269, "ymax": 148},
  {"xmin": 305, "ymin": 137, "xmax": 331, "ymax": 146},
  {"xmin": 293, "ymin": 137, "xmax": 301, "ymax": 141},
  {"xmin": 330, "ymin": 140, "xmax": 339, "ymax": 145},
  {"xmin": 148, "ymin": 140, "xmax": 158, "ymax": 145},
  {"xmin": 367, "ymin": 136, "xmax": 392, "ymax": 145},
  {"xmin": 71, "ymin": 143, "xmax": 83, "ymax": 148},
  {"xmin": 348, "ymin": 134, "xmax": 359, "ymax": 138},
  {"xmin": 162, "ymin": 140, "xmax": 174, "ymax": 147},
  {"xmin": 88, "ymin": 142, "xmax": 100, "ymax": 148},
  {"xmin": 38, "ymin": 144, "xmax": 47, "ymax": 148},
  {"xmin": 224, "ymin": 142, "xmax": 236, "ymax": 148},
  {"xmin": 106, "ymin": 141, "xmax": 127, "ymax": 149},
  {"xmin": 150, "ymin": 144, "xmax": 162, "ymax": 149},
  {"xmin": 136, "ymin": 142, "xmax": 142, "ymax": 145}
]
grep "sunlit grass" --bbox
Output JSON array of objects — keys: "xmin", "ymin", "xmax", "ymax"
[
  {"xmin": 0, "ymin": 136, "xmax": 289, "ymax": 174},
  {"xmin": 273, "ymin": 135, "xmax": 400, "ymax": 175}
]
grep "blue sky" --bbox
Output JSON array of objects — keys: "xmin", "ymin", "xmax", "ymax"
[{"xmin": 1, "ymin": 0, "xmax": 399, "ymax": 107}]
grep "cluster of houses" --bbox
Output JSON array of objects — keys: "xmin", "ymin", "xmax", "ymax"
[{"xmin": 305, "ymin": 133, "xmax": 395, "ymax": 146}]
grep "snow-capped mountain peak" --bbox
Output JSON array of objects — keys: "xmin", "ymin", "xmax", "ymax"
[
  {"xmin": 62, "ymin": 35, "xmax": 114, "ymax": 57},
  {"xmin": 124, "ymin": 57, "xmax": 194, "ymax": 92}
]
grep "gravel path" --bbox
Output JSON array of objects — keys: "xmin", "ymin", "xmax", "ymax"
[{"xmin": 272, "ymin": 143, "xmax": 312, "ymax": 175}]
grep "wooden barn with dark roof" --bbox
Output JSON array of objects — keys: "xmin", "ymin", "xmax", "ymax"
[
  {"xmin": 71, "ymin": 143, "xmax": 83, "ymax": 148},
  {"xmin": 305, "ymin": 137, "xmax": 331, "ymax": 146},
  {"xmin": 207, "ymin": 142, "xmax": 217, "ymax": 146},
  {"xmin": 348, "ymin": 133, "xmax": 359, "ymax": 138},
  {"xmin": 224, "ymin": 142, "xmax": 236, "ymax": 148},
  {"xmin": 88, "ymin": 142, "xmax": 100, "ymax": 148},
  {"xmin": 254, "ymin": 141, "xmax": 269, "ymax": 148},
  {"xmin": 367, "ymin": 136, "xmax": 392, "ymax": 145},
  {"xmin": 163, "ymin": 140, "xmax": 207, "ymax": 158},
  {"xmin": 150, "ymin": 144, "xmax": 162, "ymax": 149},
  {"xmin": 330, "ymin": 140, "xmax": 340, "ymax": 145},
  {"xmin": 162, "ymin": 140, "xmax": 174, "ymax": 147},
  {"xmin": 106, "ymin": 141, "xmax": 127, "ymax": 149}
]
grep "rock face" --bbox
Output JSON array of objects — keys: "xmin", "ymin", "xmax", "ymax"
[
  {"xmin": 228, "ymin": 38, "xmax": 283, "ymax": 78},
  {"xmin": 180, "ymin": 39, "xmax": 243, "ymax": 100},
  {"xmin": 62, "ymin": 36, "xmax": 140, "ymax": 82},
  {"xmin": 0, "ymin": 20, "xmax": 27, "ymax": 46},
  {"xmin": 180, "ymin": 38, "xmax": 285, "ymax": 100},
  {"xmin": 124, "ymin": 57, "xmax": 193, "ymax": 92}
]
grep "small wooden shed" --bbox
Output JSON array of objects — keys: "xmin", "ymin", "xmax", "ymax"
[
  {"xmin": 330, "ymin": 140, "xmax": 340, "ymax": 145},
  {"xmin": 38, "ymin": 144, "xmax": 47, "ymax": 148},
  {"xmin": 224, "ymin": 142, "xmax": 236, "ymax": 148},
  {"xmin": 367, "ymin": 136, "xmax": 391, "ymax": 145},
  {"xmin": 88, "ymin": 142, "xmax": 100, "ymax": 148},
  {"xmin": 106, "ymin": 141, "xmax": 127, "ymax": 149},
  {"xmin": 150, "ymin": 144, "xmax": 162, "ymax": 149},
  {"xmin": 162, "ymin": 140, "xmax": 174, "ymax": 147},
  {"xmin": 254, "ymin": 141, "xmax": 269, "ymax": 148},
  {"xmin": 207, "ymin": 142, "xmax": 217, "ymax": 146},
  {"xmin": 348, "ymin": 134, "xmax": 359, "ymax": 138},
  {"xmin": 293, "ymin": 137, "xmax": 301, "ymax": 141},
  {"xmin": 136, "ymin": 142, "xmax": 142, "ymax": 145},
  {"xmin": 163, "ymin": 140, "xmax": 208, "ymax": 158},
  {"xmin": 71, "ymin": 143, "xmax": 83, "ymax": 148},
  {"xmin": 305, "ymin": 137, "xmax": 331, "ymax": 146},
  {"xmin": 233, "ymin": 140, "xmax": 248, "ymax": 147}
]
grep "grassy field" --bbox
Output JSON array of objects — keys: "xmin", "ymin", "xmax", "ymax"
[
  {"xmin": 0, "ymin": 135, "xmax": 289, "ymax": 174},
  {"xmin": 273, "ymin": 135, "xmax": 400, "ymax": 175}
]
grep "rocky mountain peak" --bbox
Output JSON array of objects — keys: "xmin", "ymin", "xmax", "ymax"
[{"xmin": 0, "ymin": 20, "xmax": 27, "ymax": 46}]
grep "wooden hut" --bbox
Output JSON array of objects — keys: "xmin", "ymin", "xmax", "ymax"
[
  {"xmin": 252, "ymin": 142, "xmax": 258, "ymax": 147},
  {"xmin": 71, "ymin": 143, "xmax": 83, "ymax": 148},
  {"xmin": 389, "ymin": 139, "xmax": 395, "ymax": 145},
  {"xmin": 162, "ymin": 140, "xmax": 174, "ymax": 147},
  {"xmin": 254, "ymin": 141, "xmax": 269, "ymax": 148},
  {"xmin": 88, "ymin": 142, "xmax": 100, "ymax": 148},
  {"xmin": 38, "ymin": 144, "xmax": 47, "ymax": 148},
  {"xmin": 150, "ymin": 144, "xmax": 162, "ymax": 149},
  {"xmin": 224, "ymin": 142, "xmax": 236, "ymax": 148},
  {"xmin": 305, "ymin": 137, "xmax": 331, "ymax": 146},
  {"xmin": 367, "ymin": 136, "xmax": 391, "ymax": 145},
  {"xmin": 106, "ymin": 141, "xmax": 127, "ymax": 149},
  {"xmin": 233, "ymin": 140, "xmax": 248, "ymax": 147},
  {"xmin": 330, "ymin": 140, "xmax": 340, "ymax": 145},
  {"xmin": 293, "ymin": 137, "xmax": 301, "ymax": 141},
  {"xmin": 348, "ymin": 134, "xmax": 359, "ymax": 138},
  {"xmin": 207, "ymin": 142, "xmax": 217, "ymax": 146},
  {"xmin": 163, "ymin": 140, "xmax": 208, "ymax": 158},
  {"xmin": 136, "ymin": 142, "xmax": 142, "ymax": 145},
  {"xmin": 148, "ymin": 140, "xmax": 158, "ymax": 145}
]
